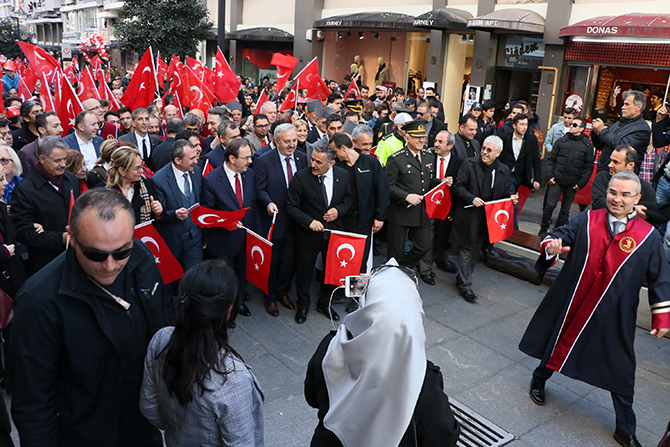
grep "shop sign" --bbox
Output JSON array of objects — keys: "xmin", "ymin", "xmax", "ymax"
[
  {"xmin": 498, "ymin": 35, "xmax": 544, "ymax": 69},
  {"xmin": 469, "ymin": 19, "xmax": 498, "ymax": 28},
  {"xmin": 324, "ymin": 20, "xmax": 342, "ymax": 27},
  {"xmin": 413, "ymin": 19, "xmax": 435, "ymax": 27},
  {"xmin": 586, "ymin": 26, "xmax": 618, "ymax": 34}
]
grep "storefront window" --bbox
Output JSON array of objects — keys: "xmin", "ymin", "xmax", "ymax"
[{"xmin": 497, "ymin": 35, "xmax": 544, "ymax": 69}]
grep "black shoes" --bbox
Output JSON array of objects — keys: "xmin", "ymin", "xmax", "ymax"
[
  {"xmin": 420, "ymin": 272, "xmax": 436, "ymax": 285},
  {"xmin": 458, "ymin": 285, "xmax": 478, "ymax": 302},
  {"xmin": 529, "ymin": 378, "xmax": 545, "ymax": 406},
  {"xmin": 316, "ymin": 305, "xmax": 340, "ymax": 321},
  {"xmin": 613, "ymin": 431, "xmax": 642, "ymax": 447},
  {"xmin": 436, "ymin": 260, "xmax": 458, "ymax": 274},
  {"xmin": 239, "ymin": 302, "xmax": 251, "ymax": 317},
  {"xmin": 295, "ymin": 308, "xmax": 308, "ymax": 324}
]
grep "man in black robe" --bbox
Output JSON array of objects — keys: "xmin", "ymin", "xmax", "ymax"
[{"xmin": 520, "ymin": 171, "xmax": 670, "ymax": 447}]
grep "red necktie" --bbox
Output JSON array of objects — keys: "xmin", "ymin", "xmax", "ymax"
[
  {"xmin": 439, "ymin": 157, "xmax": 445, "ymax": 179},
  {"xmin": 235, "ymin": 174, "xmax": 243, "ymax": 207},
  {"xmin": 285, "ymin": 157, "xmax": 293, "ymax": 184}
]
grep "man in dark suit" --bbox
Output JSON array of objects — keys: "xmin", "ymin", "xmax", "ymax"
[
  {"xmin": 452, "ymin": 114, "xmax": 481, "ymax": 160},
  {"xmin": 419, "ymin": 130, "xmax": 463, "ymax": 284},
  {"xmin": 118, "ymin": 108, "xmax": 163, "ymax": 172},
  {"xmin": 201, "ymin": 138, "xmax": 256, "ymax": 317},
  {"xmin": 62, "ymin": 111, "xmax": 104, "ymax": 170},
  {"xmin": 306, "ymin": 106, "xmax": 332, "ymax": 144},
  {"xmin": 286, "ymin": 144, "xmax": 353, "ymax": 324},
  {"xmin": 417, "ymin": 101, "xmax": 447, "ymax": 149},
  {"xmin": 152, "ymin": 139, "xmax": 203, "ymax": 315},
  {"xmin": 205, "ymin": 120, "xmax": 240, "ymax": 169},
  {"xmin": 12, "ymin": 100, "xmax": 42, "ymax": 151},
  {"xmin": 18, "ymin": 111, "xmax": 63, "ymax": 178},
  {"xmin": 450, "ymin": 135, "xmax": 517, "ymax": 302},
  {"xmin": 254, "ymin": 123, "xmax": 308, "ymax": 316},
  {"xmin": 150, "ymin": 118, "xmax": 186, "ymax": 171},
  {"xmin": 201, "ymin": 107, "xmax": 230, "ymax": 157},
  {"xmin": 11, "ymin": 136, "xmax": 81, "ymax": 274}
]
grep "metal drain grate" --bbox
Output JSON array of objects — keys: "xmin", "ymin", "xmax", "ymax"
[{"xmin": 449, "ymin": 398, "xmax": 515, "ymax": 447}]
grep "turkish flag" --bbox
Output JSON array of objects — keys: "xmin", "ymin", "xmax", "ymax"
[
  {"xmin": 22, "ymin": 66, "xmax": 38, "ymax": 92},
  {"xmin": 246, "ymin": 230, "xmax": 272, "ymax": 294},
  {"xmin": 271, "ymin": 52, "xmax": 298, "ymax": 92},
  {"xmin": 63, "ymin": 64, "xmax": 78, "ymax": 85},
  {"xmin": 254, "ymin": 90, "xmax": 269, "ymax": 116},
  {"xmin": 173, "ymin": 91, "xmax": 185, "ymax": 118},
  {"xmin": 134, "ymin": 223, "xmax": 184, "ymax": 284},
  {"xmin": 214, "ymin": 46, "xmax": 241, "ymax": 104},
  {"xmin": 202, "ymin": 159, "xmax": 214, "ymax": 177},
  {"xmin": 344, "ymin": 80, "xmax": 361, "ymax": 100},
  {"xmin": 17, "ymin": 41, "xmax": 60, "ymax": 80},
  {"xmin": 156, "ymin": 51, "xmax": 168, "ymax": 89},
  {"xmin": 58, "ymin": 75, "xmax": 84, "ymax": 136},
  {"xmin": 39, "ymin": 72, "xmax": 56, "ymax": 112},
  {"xmin": 424, "ymin": 182, "xmax": 452, "ymax": 220},
  {"xmin": 90, "ymin": 55, "xmax": 102, "ymax": 73},
  {"xmin": 190, "ymin": 205, "xmax": 249, "ymax": 231},
  {"xmin": 186, "ymin": 56, "xmax": 205, "ymax": 80},
  {"xmin": 324, "ymin": 231, "xmax": 368, "ymax": 286},
  {"xmin": 18, "ymin": 76, "xmax": 32, "ymax": 102},
  {"xmin": 120, "ymin": 47, "xmax": 158, "ymax": 111},
  {"xmin": 294, "ymin": 57, "xmax": 331, "ymax": 101},
  {"xmin": 516, "ymin": 185, "xmax": 532, "ymax": 215},
  {"xmin": 182, "ymin": 66, "xmax": 216, "ymax": 113},
  {"xmin": 100, "ymin": 78, "xmax": 121, "ymax": 111},
  {"xmin": 78, "ymin": 67, "xmax": 100, "ymax": 101},
  {"xmin": 278, "ymin": 79, "xmax": 299, "ymax": 113},
  {"xmin": 166, "ymin": 55, "xmax": 184, "ymax": 98},
  {"xmin": 484, "ymin": 199, "xmax": 514, "ymax": 243}
]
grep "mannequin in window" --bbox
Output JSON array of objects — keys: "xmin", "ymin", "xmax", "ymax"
[{"xmin": 375, "ymin": 57, "xmax": 389, "ymax": 87}]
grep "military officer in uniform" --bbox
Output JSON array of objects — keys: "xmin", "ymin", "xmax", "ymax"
[{"xmin": 385, "ymin": 119, "xmax": 442, "ymax": 268}]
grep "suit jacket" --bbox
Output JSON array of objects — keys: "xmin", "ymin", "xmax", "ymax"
[
  {"xmin": 18, "ymin": 138, "xmax": 39, "ymax": 178},
  {"xmin": 452, "ymin": 133, "xmax": 481, "ymax": 160},
  {"xmin": 152, "ymin": 163, "xmax": 203, "ymax": 255},
  {"xmin": 62, "ymin": 132, "xmax": 104, "ymax": 162},
  {"xmin": 286, "ymin": 166, "xmax": 353, "ymax": 248},
  {"xmin": 306, "ymin": 126, "xmax": 323, "ymax": 144},
  {"xmin": 150, "ymin": 137, "xmax": 176, "ymax": 172},
  {"xmin": 11, "ymin": 169, "xmax": 81, "ymax": 273},
  {"xmin": 254, "ymin": 149, "xmax": 308, "ymax": 241},
  {"xmin": 118, "ymin": 132, "xmax": 164, "ymax": 172},
  {"xmin": 201, "ymin": 166, "xmax": 258, "ymax": 259},
  {"xmin": 204, "ymin": 145, "xmax": 227, "ymax": 169},
  {"xmin": 499, "ymin": 131, "xmax": 542, "ymax": 188},
  {"xmin": 426, "ymin": 118, "xmax": 448, "ymax": 150}
]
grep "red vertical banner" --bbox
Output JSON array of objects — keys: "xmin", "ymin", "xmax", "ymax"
[
  {"xmin": 484, "ymin": 199, "xmax": 514, "ymax": 243},
  {"xmin": 246, "ymin": 230, "xmax": 272, "ymax": 294},
  {"xmin": 324, "ymin": 231, "xmax": 368, "ymax": 286}
]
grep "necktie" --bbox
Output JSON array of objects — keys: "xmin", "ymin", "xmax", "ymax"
[
  {"xmin": 439, "ymin": 157, "xmax": 445, "ymax": 180},
  {"xmin": 235, "ymin": 174, "xmax": 243, "ymax": 207},
  {"xmin": 183, "ymin": 173, "xmax": 190, "ymax": 196},
  {"xmin": 612, "ymin": 220, "xmax": 624, "ymax": 235},
  {"xmin": 319, "ymin": 175, "xmax": 328, "ymax": 206},
  {"xmin": 142, "ymin": 138, "xmax": 149, "ymax": 160},
  {"xmin": 285, "ymin": 157, "xmax": 293, "ymax": 184}
]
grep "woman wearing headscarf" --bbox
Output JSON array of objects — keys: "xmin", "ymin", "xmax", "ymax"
[{"xmin": 305, "ymin": 261, "xmax": 461, "ymax": 447}]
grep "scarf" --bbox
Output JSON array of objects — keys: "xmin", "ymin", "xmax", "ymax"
[
  {"xmin": 478, "ymin": 157, "xmax": 499, "ymax": 201},
  {"xmin": 35, "ymin": 161, "xmax": 64, "ymax": 189},
  {"xmin": 375, "ymin": 63, "xmax": 386, "ymax": 81},
  {"xmin": 137, "ymin": 179, "xmax": 152, "ymax": 223}
]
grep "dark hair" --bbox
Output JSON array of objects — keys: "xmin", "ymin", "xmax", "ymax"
[
  {"xmin": 183, "ymin": 113, "xmax": 201, "ymax": 127},
  {"xmin": 118, "ymin": 106, "xmax": 132, "ymax": 116},
  {"xmin": 146, "ymin": 103, "xmax": 158, "ymax": 116},
  {"xmin": 164, "ymin": 94, "xmax": 175, "ymax": 105},
  {"xmin": 224, "ymin": 137, "xmax": 248, "ymax": 162},
  {"xmin": 330, "ymin": 132, "xmax": 353, "ymax": 148},
  {"xmin": 165, "ymin": 117, "xmax": 185, "ymax": 135},
  {"xmin": 21, "ymin": 100, "xmax": 41, "ymax": 119},
  {"xmin": 512, "ymin": 113, "xmax": 529, "ymax": 125},
  {"xmin": 253, "ymin": 113, "xmax": 268, "ymax": 125},
  {"xmin": 374, "ymin": 103, "xmax": 389, "ymax": 113},
  {"xmin": 175, "ymin": 130, "xmax": 200, "ymax": 141},
  {"xmin": 104, "ymin": 110, "xmax": 120, "ymax": 121},
  {"xmin": 70, "ymin": 188, "xmax": 135, "ymax": 238},
  {"xmin": 482, "ymin": 100, "xmax": 496, "ymax": 112},
  {"xmin": 269, "ymin": 119, "xmax": 287, "ymax": 136},
  {"xmin": 326, "ymin": 92, "xmax": 343, "ymax": 104},
  {"xmin": 614, "ymin": 144, "xmax": 639, "ymax": 166},
  {"xmin": 459, "ymin": 114, "xmax": 477, "ymax": 127},
  {"xmin": 326, "ymin": 114, "xmax": 343, "ymax": 128},
  {"xmin": 3, "ymin": 95, "xmax": 20, "ymax": 108},
  {"xmin": 75, "ymin": 110, "xmax": 96, "ymax": 129},
  {"xmin": 344, "ymin": 110, "xmax": 358, "ymax": 119},
  {"xmin": 35, "ymin": 111, "xmax": 58, "ymax": 130},
  {"xmin": 572, "ymin": 117, "xmax": 585, "ymax": 128},
  {"xmin": 208, "ymin": 106, "xmax": 230, "ymax": 121},
  {"xmin": 170, "ymin": 139, "xmax": 193, "ymax": 162},
  {"xmin": 563, "ymin": 107, "xmax": 576, "ymax": 115},
  {"xmin": 0, "ymin": 119, "xmax": 8, "ymax": 128},
  {"xmin": 512, "ymin": 103, "xmax": 525, "ymax": 113},
  {"xmin": 161, "ymin": 259, "xmax": 240, "ymax": 406},
  {"xmin": 99, "ymin": 99, "xmax": 109, "ymax": 108},
  {"xmin": 132, "ymin": 108, "xmax": 149, "ymax": 120}
]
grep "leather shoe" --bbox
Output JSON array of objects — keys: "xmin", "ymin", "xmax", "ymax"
[
  {"xmin": 529, "ymin": 378, "xmax": 545, "ymax": 406},
  {"xmin": 459, "ymin": 287, "xmax": 478, "ymax": 303},
  {"xmin": 316, "ymin": 305, "xmax": 340, "ymax": 321},
  {"xmin": 278, "ymin": 295, "xmax": 295, "ymax": 310},
  {"xmin": 239, "ymin": 302, "xmax": 251, "ymax": 317},
  {"xmin": 436, "ymin": 260, "xmax": 458, "ymax": 274},
  {"xmin": 420, "ymin": 273, "xmax": 435, "ymax": 285},
  {"xmin": 295, "ymin": 308, "xmax": 308, "ymax": 324},
  {"xmin": 613, "ymin": 431, "xmax": 642, "ymax": 447},
  {"xmin": 264, "ymin": 301, "xmax": 279, "ymax": 317}
]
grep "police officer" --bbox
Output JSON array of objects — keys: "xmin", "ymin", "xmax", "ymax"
[{"xmin": 385, "ymin": 119, "xmax": 441, "ymax": 268}]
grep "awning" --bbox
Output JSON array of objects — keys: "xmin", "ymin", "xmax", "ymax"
[
  {"xmin": 314, "ymin": 12, "xmax": 416, "ymax": 31},
  {"xmin": 467, "ymin": 9, "xmax": 545, "ymax": 34},
  {"xmin": 228, "ymin": 27, "xmax": 293, "ymax": 42},
  {"xmin": 559, "ymin": 13, "xmax": 670, "ymax": 39},
  {"xmin": 412, "ymin": 8, "xmax": 472, "ymax": 32}
]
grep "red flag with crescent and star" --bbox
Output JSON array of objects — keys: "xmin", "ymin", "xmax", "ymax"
[
  {"xmin": 324, "ymin": 230, "xmax": 368, "ymax": 286},
  {"xmin": 202, "ymin": 159, "xmax": 214, "ymax": 177},
  {"xmin": 293, "ymin": 57, "xmax": 330, "ymax": 101},
  {"xmin": 17, "ymin": 41, "xmax": 60, "ymax": 80},
  {"xmin": 120, "ymin": 47, "xmax": 158, "ymax": 111},
  {"xmin": 344, "ymin": 79, "xmax": 362, "ymax": 100},
  {"xmin": 214, "ymin": 46, "xmax": 241, "ymax": 104},
  {"xmin": 270, "ymin": 52, "xmax": 298, "ymax": 93},
  {"xmin": 182, "ymin": 66, "xmax": 216, "ymax": 113},
  {"xmin": 278, "ymin": 79, "xmax": 299, "ymax": 113},
  {"xmin": 58, "ymin": 75, "xmax": 84, "ymax": 136},
  {"xmin": 254, "ymin": 90, "xmax": 270, "ymax": 116},
  {"xmin": 190, "ymin": 204, "xmax": 249, "ymax": 231},
  {"xmin": 246, "ymin": 230, "xmax": 272, "ymax": 294},
  {"xmin": 134, "ymin": 222, "xmax": 184, "ymax": 284},
  {"xmin": 484, "ymin": 198, "xmax": 514, "ymax": 243},
  {"xmin": 424, "ymin": 182, "xmax": 452, "ymax": 220}
]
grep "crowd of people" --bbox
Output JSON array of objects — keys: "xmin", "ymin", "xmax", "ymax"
[{"xmin": 0, "ymin": 56, "xmax": 668, "ymax": 447}]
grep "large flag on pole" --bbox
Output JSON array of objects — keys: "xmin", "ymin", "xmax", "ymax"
[
  {"xmin": 17, "ymin": 41, "xmax": 60, "ymax": 79},
  {"xmin": 271, "ymin": 52, "xmax": 298, "ymax": 92},
  {"xmin": 293, "ymin": 57, "xmax": 330, "ymax": 101},
  {"xmin": 58, "ymin": 75, "xmax": 84, "ymax": 136},
  {"xmin": 119, "ymin": 47, "xmax": 158, "ymax": 110},
  {"xmin": 278, "ymin": 79, "xmax": 299, "ymax": 113},
  {"xmin": 324, "ymin": 230, "xmax": 368, "ymax": 286},
  {"xmin": 214, "ymin": 46, "xmax": 241, "ymax": 104}
]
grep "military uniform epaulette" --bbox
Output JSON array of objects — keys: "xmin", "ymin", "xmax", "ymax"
[{"xmin": 388, "ymin": 147, "xmax": 408, "ymax": 159}]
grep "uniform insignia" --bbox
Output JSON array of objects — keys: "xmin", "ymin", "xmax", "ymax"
[
  {"xmin": 418, "ymin": 124, "xmax": 425, "ymax": 132},
  {"xmin": 619, "ymin": 236, "xmax": 636, "ymax": 253}
]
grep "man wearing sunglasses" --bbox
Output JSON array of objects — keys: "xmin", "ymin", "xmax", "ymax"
[
  {"xmin": 540, "ymin": 117, "xmax": 594, "ymax": 235},
  {"xmin": 8, "ymin": 188, "xmax": 166, "ymax": 447}
]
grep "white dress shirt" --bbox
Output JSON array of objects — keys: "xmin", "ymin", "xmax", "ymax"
[
  {"xmin": 512, "ymin": 134, "xmax": 523, "ymax": 161},
  {"xmin": 75, "ymin": 132, "xmax": 97, "ymax": 170},
  {"xmin": 135, "ymin": 132, "xmax": 152, "ymax": 159},
  {"xmin": 223, "ymin": 163, "xmax": 243, "ymax": 199},
  {"xmin": 319, "ymin": 167, "xmax": 334, "ymax": 206},
  {"xmin": 280, "ymin": 153, "xmax": 297, "ymax": 188},
  {"xmin": 437, "ymin": 152, "xmax": 452, "ymax": 178},
  {"xmin": 171, "ymin": 163, "xmax": 190, "ymax": 195}
]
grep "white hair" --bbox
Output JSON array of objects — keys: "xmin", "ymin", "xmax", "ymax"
[
  {"xmin": 0, "ymin": 145, "xmax": 22, "ymax": 177},
  {"xmin": 483, "ymin": 135, "xmax": 503, "ymax": 152}
]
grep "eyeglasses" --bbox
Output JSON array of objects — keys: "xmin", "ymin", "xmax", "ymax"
[
  {"xmin": 76, "ymin": 240, "xmax": 133, "ymax": 262},
  {"xmin": 236, "ymin": 155, "xmax": 253, "ymax": 162},
  {"xmin": 481, "ymin": 147, "xmax": 497, "ymax": 153},
  {"xmin": 0, "ymin": 158, "xmax": 12, "ymax": 165},
  {"xmin": 571, "ymin": 122, "xmax": 583, "ymax": 128},
  {"xmin": 255, "ymin": 123, "xmax": 270, "ymax": 128},
  {"xmin": 131, "ymin": 165, "xmax": 144, "ymax": 172}
]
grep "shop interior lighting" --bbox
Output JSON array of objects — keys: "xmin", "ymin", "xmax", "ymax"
[
  {"xmin": 468, "ymin": 35, "xmax": 474, "ymax": 42},
  {"xmin": 337, "ymin": 32, "xmax": 342, "ymax": 39},
  {"xmin": 374, "ymin": 32, "xmax": 380, "ymax": 39},
  {"xmin": 347, "ymin": 31, "xmax": 352, "ymax": 37},
  {"xmin": 359, "ymin": 32, "xmax": 364, "ymax": 39},
  {"xmin": 461, "ymin": 34, "xmax": 467, "ymax": 42}
]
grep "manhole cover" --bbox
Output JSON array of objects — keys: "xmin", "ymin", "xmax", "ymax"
[{"xmin": 450, "ymin": 398, "xmax": 515, "ymax": 447}]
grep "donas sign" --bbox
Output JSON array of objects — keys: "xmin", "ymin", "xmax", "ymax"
[
  {"xmin": 134, "ymin": 223, "xmax": 184, "ymax": 284},
  {"xmin": 246, "ymin": 230, "xmax": 272, "ymax": 294},
  {"xmin": 324, "ymin": 231, "xmax": 367, "ymax": 286},
  {"xmin": 484, "ymin": 198, "xmax": 514, "ymax": 243}
]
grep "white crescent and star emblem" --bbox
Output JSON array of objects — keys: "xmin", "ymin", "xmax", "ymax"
[
  {"xmin": 494, "ymin": 209, "xmax": 510, "ymax": 230},
  {"xmin": 431, "ymin": 189, "xmax": 445, "ymax": 205},
  {"xmin": 190, "ymin": 86, "xmax": 204, "ymax": 103},
  {"xmin": 66, "ymin": 100, "xmax": 75, "ymax": 126},
  {"xmin": 197, "ymin": 214, "xmax": 226, "ymax": 225},
  {"xmin": 141, "ymin": 237, "xmax": 161, "ymax": 263},
  {"xmin": 336, "ymin": 243, "xmax": 356, "ymax": 268},
  {"xmin": 251, "ymin": 245, "xmax": 265, "ymax": 270}
]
